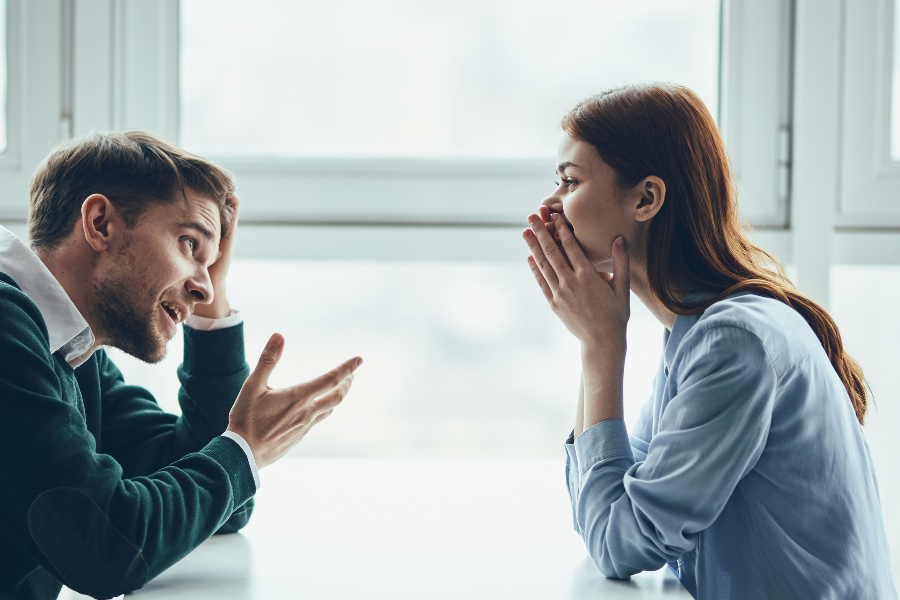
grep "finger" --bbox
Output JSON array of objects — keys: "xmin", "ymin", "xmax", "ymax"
[
  {"xmin": 539, "ymin": 207, "xmax": 561, "ymax": 242},
  {"xmin": 526, "ymin": 255, "xmax": 553, "ymax": 301},
  {"xmin": 296, "ymin": 356, "xmax": 363, "ymax": 399},
  {"xmin": 551, "ymin": 213, "xmax": 592, "ymax": 271},
  {"xmin": 246, "ymin": 334, "xmax": 284, "ymax": 387},
  {"xmin": 522, "ymin": 228, "xmax": 560, "ymax": 289},
  {"xmin": 528, "ymin": 214, "xmax": 571, "ymax": 274},
  {"xmin": 539, "ymin": 205, "xmax": 551, "ymax": 223},
  {"xmin": 611, "ymin": 237, "xmax": 630, "ymax": 297},
  {"xmin": 311, "ymin": 375, "xmax": 354, "ymax": 414},
  {"xmin": 312, "ymin": 408, "xmax": 334, "ymax": 426}
]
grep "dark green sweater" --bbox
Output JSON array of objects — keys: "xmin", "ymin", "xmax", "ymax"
[{"xmin": 0, "ymin": 272, "xmax": 256, "ymax": 600}]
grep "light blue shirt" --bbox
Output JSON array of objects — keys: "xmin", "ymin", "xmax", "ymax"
[{"xmin": 565, "ymin": 291, "xmax": 897, "ymax": 599}]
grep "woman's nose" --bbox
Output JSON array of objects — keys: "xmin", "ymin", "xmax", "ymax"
[{"xmin": 541, "ymin": 193, "xmax": 563, "ymax": 213}]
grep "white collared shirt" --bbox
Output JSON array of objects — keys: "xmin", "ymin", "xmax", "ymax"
[{"xmin": 0, "ymin": 225, "xmax": 259, "ymax": 490}]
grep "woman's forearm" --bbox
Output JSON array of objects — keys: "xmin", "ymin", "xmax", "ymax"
[
  {"xmin": 580, "ymin": 342, "xmax": 626, "ymax": 432},
  {"xmin": 575, "ymin": 377, "xmax": 585, "ymax": 437}
]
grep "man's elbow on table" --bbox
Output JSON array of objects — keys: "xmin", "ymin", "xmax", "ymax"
[
  {"xmin": 28, "ymin": 489, "xmax": 158, "ymax": 599},
  {"xmin": 215, "ymin": 498, "xmax": 255, "ymax": 535}
]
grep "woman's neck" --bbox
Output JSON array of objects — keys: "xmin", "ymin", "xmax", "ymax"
[{"xmin": 629, "ymin": 264, "xmax": 685, "ymax": 331}]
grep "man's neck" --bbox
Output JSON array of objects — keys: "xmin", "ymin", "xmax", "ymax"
[{"xmin": 36, "ymin": 242, "xmax": 105, "ymax": 359}]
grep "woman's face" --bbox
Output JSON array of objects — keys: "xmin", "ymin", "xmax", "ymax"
[{"xmin": 540, "ymin": 133, "xmax": 637, "ymax": 273}]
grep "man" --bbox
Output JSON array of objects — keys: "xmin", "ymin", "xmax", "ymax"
[{"xmin": 0, "ymin": 131, "xmax": 362, "ymax": 600}]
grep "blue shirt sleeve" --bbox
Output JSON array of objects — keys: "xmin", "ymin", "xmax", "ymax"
[{"xmin": 569, "ymin": 324, "xmax": 778, "ymax": 579}]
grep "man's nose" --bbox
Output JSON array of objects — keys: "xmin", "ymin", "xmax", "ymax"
[{"xmin": 186, "ymin": 268, "xmax": 215, "ymax": 305}]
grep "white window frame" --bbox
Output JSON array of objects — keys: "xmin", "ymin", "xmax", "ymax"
[
  {"xmin": 0, "ymin": 0, "xmax": 69, "ymax": 221},
  {"xmin": 838, "ymin": 0, "xmax": 900, "ymax": 227},
  {"xmin": 719, "ymin": 0, "xmax": 794, "ymax": 229},
  {"xmin": 0, "ymin": 0, "xmax": 796, "ymax": 267}
]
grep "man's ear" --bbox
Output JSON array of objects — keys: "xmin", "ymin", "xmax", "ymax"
[
  {"xmin": 81, "ymin": 194, "xmax": 119, "ymax": 252},
  {"xmin": 632, "ymin": 176, "xmax": 666, "ymax": 223}
]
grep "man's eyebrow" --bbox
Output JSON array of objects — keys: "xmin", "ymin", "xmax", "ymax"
[
  {"xmin": 178, "ymin": 221, "xmax": 217, "ymax": 241},
  {"xmin": 556, "ymin": 161, "xmax": 578, "ymax": 174}
]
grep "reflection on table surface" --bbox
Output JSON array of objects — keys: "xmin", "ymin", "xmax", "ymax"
[{"xmin": 64, "ymin": 458, "xmax": 690, "ymax": 600}]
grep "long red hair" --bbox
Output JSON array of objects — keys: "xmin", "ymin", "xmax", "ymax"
[{"xmin": 562, "ymin": 84, "xmax": 868, "ymax": 425}]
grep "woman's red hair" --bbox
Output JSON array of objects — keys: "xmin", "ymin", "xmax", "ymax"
[{"xmin": 562, "ymin": 84, "xmax": 868, "ymax": 424}]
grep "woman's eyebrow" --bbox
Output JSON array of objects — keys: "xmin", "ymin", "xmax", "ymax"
[{"xmin": 556, "ymin": 161, "xmax": 578, "ymax": 174}]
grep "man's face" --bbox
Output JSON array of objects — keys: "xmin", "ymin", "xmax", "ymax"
[{"xmin": 92, "ymin": 189, "xmax": 221, "ymax": 363}]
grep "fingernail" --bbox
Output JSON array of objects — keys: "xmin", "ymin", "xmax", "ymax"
[
  {"xmin": 551, "ymin": 213, "xmax": 560, "ymax": 221},
  {"xmin": 356, "ymin": 357, "xmax": 364, "ymax": 367},
  {"xmin": 267, "ymin": 336, "xmax": 282, "ymax": 349},
  {"xmin": 616, "ymin": 237, "xmax": 626, "ymax": 249}
]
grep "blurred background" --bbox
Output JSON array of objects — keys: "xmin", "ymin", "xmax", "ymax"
[{"xmin": 4, "ymin": 0, "xmax": 900, "ymax": 577}]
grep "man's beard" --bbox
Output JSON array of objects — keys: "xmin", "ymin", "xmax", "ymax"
[{"xmin": 92, "ymin": 256, "xmax": 167, "ymax": 364}]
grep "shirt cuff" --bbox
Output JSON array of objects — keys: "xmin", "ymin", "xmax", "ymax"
[
  {"xmin": 573, "ymin": 419, "xmax": 634, "ymax": 476},
  {"xmin": 565, "ymin": 430, "xmax": 578, "ymax": 473},
  {"xmin": 185, "ymin": 309, "xmax": 243, "ymax": 331},
  {"xmin": 220, "ymin": 431, "xmax": 261, "ymax": 491}
]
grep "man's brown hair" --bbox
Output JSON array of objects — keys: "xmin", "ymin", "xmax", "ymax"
[{"xmin": 28, "ymin": 130, "xmax": 236, "ymax": 251}]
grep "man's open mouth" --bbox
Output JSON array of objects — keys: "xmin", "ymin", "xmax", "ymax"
[{"xmin": 161, "ymin": 301, "xmax": 184, "ymax": 324}]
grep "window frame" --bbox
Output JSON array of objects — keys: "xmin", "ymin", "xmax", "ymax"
[{"xmin": 0, "ymin": 0, "xmax": 797, "ymax": 266}]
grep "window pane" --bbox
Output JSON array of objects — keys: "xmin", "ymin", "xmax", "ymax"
[
  {"xmin": 107, "ymin": 260, "xmax": 663, "ymax": 457},
  {"xmin": 894, "ymin": 0, "xmax": 900, "ymax": 160},
  {"xmin": 0, "ymin": 0, "xmax": 7, "ymax": 154},
  {"xmin": 180, "ymin": 0, "xmax": 720, "ymax": 159}
]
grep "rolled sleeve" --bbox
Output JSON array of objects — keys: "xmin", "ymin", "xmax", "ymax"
[
  {"xmin": 574, "ymin": 419, "xmax": 634, "ymax": 475},
  {"xmin": 572, "ymin": 325, "xmax": 777, "ymax": 580}
]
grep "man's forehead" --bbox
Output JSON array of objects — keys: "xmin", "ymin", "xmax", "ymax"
[{"xmin": 178, "ymin": 190, "xmax": 221, "ymax": 244}]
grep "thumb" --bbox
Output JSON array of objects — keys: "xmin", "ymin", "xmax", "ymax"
[
  {"xmin": 247, "ymin": 333, "xmax": 284, "ymax": 387},
  {"xmin": 611, "ymin": 237, "xmax": 630, "ymax": 297}
]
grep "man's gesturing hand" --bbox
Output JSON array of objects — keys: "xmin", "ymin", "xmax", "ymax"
[{"xmin": 227, "ymin": 333, "xmax": 363, "ymax": 468}]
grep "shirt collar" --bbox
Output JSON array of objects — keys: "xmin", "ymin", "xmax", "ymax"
[
  {"xmin": 664, "ymin": 288, "xmax": 716, "ymax": 371},
  {"xmin": 0, "ymin": 226, "xmax": 95, "ymax": 365}
]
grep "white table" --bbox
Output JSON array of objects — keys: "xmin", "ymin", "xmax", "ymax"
[{"xmin": 66, "ymin": 458, "xmax": 690, "ymax": 599}]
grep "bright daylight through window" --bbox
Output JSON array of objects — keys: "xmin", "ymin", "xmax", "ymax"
[
  {"xmin": 180, "ymin": 0, "xmax": 720, "ymax": 158},
  {"xmin": 106, "ymin": 0, "xmax": 721, "ymax": 457},
  {"xmin": 893, "ymin": 0, "xmax": 900, "ymax": 160},
  {"xmin": 0, "ymin": 0, "xmax": 7, "ymax": 154}
]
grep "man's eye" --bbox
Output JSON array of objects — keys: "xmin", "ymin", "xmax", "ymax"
[{"xmin": 182, "ymin": 237, "xmax": 196, "ymax": 252}]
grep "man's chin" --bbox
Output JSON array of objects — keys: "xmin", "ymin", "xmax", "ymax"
[{"xmin": 110, "ymin": 333, "xmax": 168, "ymax": 365}]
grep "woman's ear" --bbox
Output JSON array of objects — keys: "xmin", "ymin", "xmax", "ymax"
[
  {"xmin": 633, "ymin": 176, "xmax": 666, "ymax": 222},
  {"xmin": 81, "ymin": 194, "xmax": 118, "ymax": 252}
]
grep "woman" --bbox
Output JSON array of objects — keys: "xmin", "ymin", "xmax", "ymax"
[{"xmin": 522, "ymin": 84, "xmax": 896, "ymax": 599}]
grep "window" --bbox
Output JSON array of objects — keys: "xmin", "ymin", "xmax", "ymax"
[
  {"xmin": 839, "ymin": 0, "xmax": 900, "ymax": 226},
  {"xmin": 107, "ymin": 261, "xmax": 664, "ymax": 457},
  {"xmin": 180, "ymin": 0, "xmax": 720, "ymax": 160},
  {"xmin": 110, "ymin": 1, "xmax": 790, "ymax": 458},
  {"xmin": 0, "ymin": 0, "xmax": 7, "ymax": 154},
  {"xmin": 893, "ymin": 0, "xmax": 900, "ymax": 160}
]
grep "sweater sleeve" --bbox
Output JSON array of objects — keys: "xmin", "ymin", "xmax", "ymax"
[
  {"xmin": 89, "ymin": 324, "xmax": 255, "ymax": 533},
  {"xmin": 572, "ymin": 325, "xmax": 777, "ymax": 579},
  {"xmin": 0, "ymin": 284, "xmax": 256, "ymax": 598}
]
